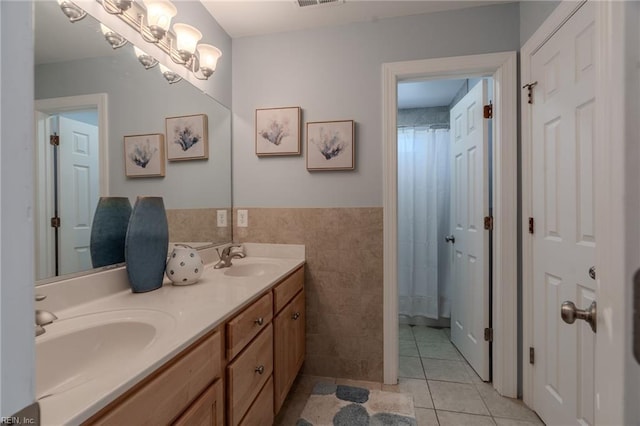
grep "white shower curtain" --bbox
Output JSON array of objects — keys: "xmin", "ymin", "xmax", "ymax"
[{"xmin": 398, "ymin": 128, "xmax": 451, "ymax": 321}]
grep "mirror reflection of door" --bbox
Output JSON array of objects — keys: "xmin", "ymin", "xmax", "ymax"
[{"xmin": 35, "ymin": 108, "xmax": 99, "ymax": 279}]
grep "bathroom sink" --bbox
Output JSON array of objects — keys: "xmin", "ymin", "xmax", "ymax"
[
  {"xmin": 36, "ymin": 309, "xmax": 175, "ymax": 400},
  {"xmin": 223, "ymin": 262, "xmax": 280, "ymax": 277}
]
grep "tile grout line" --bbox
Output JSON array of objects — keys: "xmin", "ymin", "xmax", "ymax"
[{"xmin": 412, "ymin": 325, "xmax": 442, "ymax": 425}]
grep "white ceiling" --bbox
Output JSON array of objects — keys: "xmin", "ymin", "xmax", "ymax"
[
  {"xmin": 398, "ymin": 79, "xmax": 466, "ymax": 109},
  {"xmin": 201, "ymin": 0, "xmax": 512, "ymax": 38}
]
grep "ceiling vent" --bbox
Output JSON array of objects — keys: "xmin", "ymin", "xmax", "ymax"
[{"xmin": 294, "ymin": 0, "xmax": 345, "ymax": 9}]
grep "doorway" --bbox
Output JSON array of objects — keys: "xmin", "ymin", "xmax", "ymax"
[
  {"xmin": 382, "ymin": 52, "xmax": 518, "ymax": 397},
  {"xmin": 34, "ymin": 94, "xmax": 108, "ymax": 280},
  {"xmin": 397, "ymin": 76, "xmax": 494, "ymax": 385}
]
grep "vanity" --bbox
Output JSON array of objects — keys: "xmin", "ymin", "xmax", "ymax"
[{"xmin": 35, "ymin": 244, "xmax": 305, "ymax": 425}]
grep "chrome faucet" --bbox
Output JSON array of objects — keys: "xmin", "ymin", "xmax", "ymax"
[
  {"xmin": 214, "ymin": 244, "xmax": 246, "ymax": 269},
  {"xmin": 35, "ymin": 294, "xmax": 57, "ymax": 337}
]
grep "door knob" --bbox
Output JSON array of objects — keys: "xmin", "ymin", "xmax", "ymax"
[
  {"xmin": 561, "ymin": 300, "xmax": 597, "ymax": 333},
  {"xmin": 588, "ymin": 266, "xmax": 596, "ymax": 280},
  {"xmin": 445, "ymin": 235, "xmax": 455, "ymax": 244}
]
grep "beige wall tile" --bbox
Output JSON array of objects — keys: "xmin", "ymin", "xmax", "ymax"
[
  {"xmin": 166, "ymin": 208, "xmax": 231, "ymax": 244},
  {"xmin": 235, "ymin": 207, "xmax": 384, "ymax": 382}
]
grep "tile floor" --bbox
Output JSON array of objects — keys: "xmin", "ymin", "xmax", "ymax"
[{"xmin": 276, "ymin": 325, "xmax": 544, "ymax": 425}]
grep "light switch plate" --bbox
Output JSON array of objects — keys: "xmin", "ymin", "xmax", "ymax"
[
  {"xmin": 237, "ymin": 209, "xmax": 248, "ymax": 227},
  {"xmin": 216, "ymin": 210, "xmax": 227, "ymax": 227}
]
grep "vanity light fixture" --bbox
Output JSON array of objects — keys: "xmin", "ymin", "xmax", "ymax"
[
  {"xmin": 141, "ymin": 0, "xmax": 177, "ymax": 42},
  {"xmin": 54, "ymin": 0, "xmax": 222, "ymax": 81},
  {"xmin": 159, "ymin": 64, "xmax": 182, "ymax": 84},
  {"xmin": 100, "ymin": 24, "xmax": 127, "ymax": 49},
  {"xmin": 102, "ymin": 0, "xmax": 132, "ymax": 15},
  {"xmin": 134, "ymin": 46, "xmax": 159, "ymax": 69},
  {"xmin": 57, "ymin": 0, "xmax": 87, "ymax": 23}
]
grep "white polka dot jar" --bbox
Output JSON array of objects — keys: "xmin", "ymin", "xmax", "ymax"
[{"xmin": 165, "ymin": 244, "xmax": 204, "ymax": 285}]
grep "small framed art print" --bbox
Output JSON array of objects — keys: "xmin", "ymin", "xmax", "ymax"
[
  {"xmin": 255, "ymin": 106, "xmax": 301, "ymax": 156},
  {"xmin": 124, "ymin": 133, "xmax": 165, "ymax": 178},
  {"xmin": 306, "ymin": 120, "xmax": 355, "ymax": 171},
  {"xmin": 165, "ymin": 113, "xmax": 209, "ymax": 161}
]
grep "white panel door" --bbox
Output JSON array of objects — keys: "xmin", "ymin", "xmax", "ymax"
[
  {"xmin": 449, "ymin": 80, "xmax": 490, "ymax": 381},
  {"xmin": 58, "ymin": 116, "xmax": 99, "ymax": 275},
  {"xmin": 530, "ymin": 2, "xmax": 596, "ymax": 425}
]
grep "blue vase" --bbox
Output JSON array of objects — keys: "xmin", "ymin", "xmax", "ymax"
[
  {"xmin": 125, "ymin": 196, "xmax": 169, "ymax": 293},
  {"xmin": 90, "ymin": 197, "xmax": 132, "ymax": 268}
]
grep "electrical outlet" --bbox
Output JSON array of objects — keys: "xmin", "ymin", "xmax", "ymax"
[
  {"xmin": 237, "ymin": 209, "xmax": 248, "ymax": 227},
  {"xmin": 216, "ymin": 210, "xmax": 227, "ymax": 227}
]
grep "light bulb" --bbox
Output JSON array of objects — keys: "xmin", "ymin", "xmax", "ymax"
[
  {"xmin": 173, "ymin": 23, "xmax": 202, "ymax": 59},
  {"xmin": 143, "ymin": 0, "xmax": 177, "ymax": 32},
  {"xmin": 197, "ymin": 44, "xmax": 222, "ymax": 75}
]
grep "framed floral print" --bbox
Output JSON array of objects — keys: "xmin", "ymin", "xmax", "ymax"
[
  {"xmin": 255, "ymin": 106, "xmax": 301, "ymax": 156},
  {"xmin": 306, "ymin": 120, "xmax": 355, "ymax": 171},
  {"xmin": 165, "ymin": 113, "xmax": 208, "ymax": 161},
  {"xmin": 124, "ymin": 133, "xmax": 165, "ymax": 177}
]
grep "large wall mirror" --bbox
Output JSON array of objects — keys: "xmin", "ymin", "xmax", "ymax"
[{"xmin": 34, "ymin": 1, "xmax": 232, "ymax": 283}]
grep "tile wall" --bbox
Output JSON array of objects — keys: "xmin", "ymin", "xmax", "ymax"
[
  {"xmin": 234, "ymin": 207, "xmax": 384, "ymax": 382},
  {"xmin": 166, "ymin": 208, "xmax": 231, "ymax": 244}
]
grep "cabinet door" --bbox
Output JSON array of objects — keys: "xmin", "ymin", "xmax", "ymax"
[
  {"xmin": 239, "ymin": 376, "xmax": 274, "ymax": 426},
  {"xmin": 173, "ymin": 379, "xmax": 224, "ymax": 426},
  {"xmin": 273, "ymin": 290, "xmax": 305, "ymax": 413}
]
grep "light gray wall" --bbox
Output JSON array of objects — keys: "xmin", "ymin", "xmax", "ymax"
[
  {"xmin": 232, "ymin": 3, "xmax": 520, "ymax": 207},
  {"xmin": 36, "ymin": 54, "xmax": 231, "ymax": 211},
  {"xmin": 520, "ymin": 1, "xmax": 560, "ymax": 46},
  {"xmin": 1, "ymin": 0, "xmax": 36, "ymax": 417}
]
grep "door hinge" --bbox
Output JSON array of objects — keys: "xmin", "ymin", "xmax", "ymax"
[
  {"xmin": 529, "ymin": 347, "xmax": 535, "ymax": 365},
  {"xmin": 528, "ymin": 217, "xmax": 535, "ymax": 234},
  {"xmin": 49, "ymin": 133, "xmax": 59, "ymax": 146},
  {"xmin": 522, "ymin": 81, "xmax": 538, "ymax": 104},
  {"xmin": 484, "ymin": 216, "xmax": 493, "ymax": 231},
  {"xmin": 483, "ymin": 101, "xmax": 493, "ymax": 119},
  {"xmin": 50, "ymin": 217, "xmax": 60, "ymax": 228},
  {"xmin": 484, "ymin": 327, "xmax": 493, "ymax": 342}
]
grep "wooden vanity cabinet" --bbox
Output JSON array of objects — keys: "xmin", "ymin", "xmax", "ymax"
[
  {"xmin": 273, "ymin": 268, "xmax": 305, "ymax": 414},
  {"xmin": 83, "ymin": 264, "xmax": 305, "ymax": 426},
  {"xmin": 86, "ymin": 329, "xmax": 223, "ymax": 426},
  {"xmin": 226, "ymin": 265, "xmax": 305, "ymax": 425}
]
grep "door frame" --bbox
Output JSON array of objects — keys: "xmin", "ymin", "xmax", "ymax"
[
  {"xmin": 382, "ymin": 51, "xmax": 518, "ymax": 396},
  {"xmin": 521, "ymin": 1, "xmax": 631, "ymax": 422},
  {"xmin": 34, "ymin": 93, "xmax": 109, "ymax": 279}
]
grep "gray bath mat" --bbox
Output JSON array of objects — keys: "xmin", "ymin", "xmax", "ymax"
[{"xmin": 297, "ymin": 382, "xmax": 416, "ymax": 426}]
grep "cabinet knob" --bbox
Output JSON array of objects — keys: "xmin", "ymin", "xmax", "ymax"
[
  {"xmin": 292, "ymin": 312, "xmax": 300, "ymax": 320},
  {"xmin": 255, "ymin": 365, "xmax": 265, "ymax": 375},
  {"xmin": 254, "ymin": 317, "xmax": 264, "ymax": 326}
]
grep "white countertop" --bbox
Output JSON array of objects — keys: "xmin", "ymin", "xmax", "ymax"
[{"xmin": 37, "ymin": 244, "xmax": 304, "ymax": 426}]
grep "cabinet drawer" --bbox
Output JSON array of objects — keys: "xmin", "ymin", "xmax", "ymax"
[
  {"xmin": 172, "ymin": 379, "xmax": 223, "ymax": 426},
  {"xmin": 239, "ymin": 376, "xmax": 274, "ymax": 426},
  {"xmin": 227, "ymin": 324, "xmax": 273, "ymax": 426},
  {"xmin": 227, "ymin": 292, "xmax": 273, "ymax": 360},
  {"xmin": 273, "ymin": 266, "xmax": 304, "ymax": 314},
  {"xmin": 89, "ymin": 330, "xmax": 222, "ymax": 425}
]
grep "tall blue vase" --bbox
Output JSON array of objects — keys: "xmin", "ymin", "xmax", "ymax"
[
  {"xmin": 90, "ymin": 197, "xmax": 132, "ymax": 268},
  {"xmin": 125, "ymin": 196, "xmax": 169, "ymax": 293}
]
